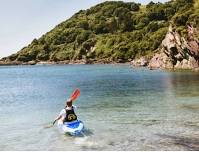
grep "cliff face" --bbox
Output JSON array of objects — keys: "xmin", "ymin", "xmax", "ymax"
[{"xmin": 149, "ymin": 25, "xmax": 199, "ymax": 70}]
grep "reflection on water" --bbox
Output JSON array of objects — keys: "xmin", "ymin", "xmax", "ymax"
[{"xmin": 166, "ymin": 71, "xmax": 199, "ymax": 97}]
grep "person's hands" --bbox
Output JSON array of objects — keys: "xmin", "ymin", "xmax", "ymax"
[{"xmin": 53, "ymin": 120, "xmax": 56, "ymax": 125}]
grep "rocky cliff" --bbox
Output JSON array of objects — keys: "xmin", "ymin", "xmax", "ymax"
[{"xmin": 148, "ymin": 25, "xmax": 199, "ymax": 71}]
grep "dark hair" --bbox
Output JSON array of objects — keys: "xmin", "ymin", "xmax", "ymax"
[{"xmin": 66, "ymin": 101, "xmax": 72, "ymax": 107}]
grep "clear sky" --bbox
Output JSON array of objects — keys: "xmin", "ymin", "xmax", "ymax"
[{"xmin": 0, "ymin": 0, "xmax": 168, "ymax": 58}]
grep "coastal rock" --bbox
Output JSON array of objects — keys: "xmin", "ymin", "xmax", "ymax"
[
  {"xmin": 174, "ymin": 59, "xmax": 191, "ymax": 69},
  {"xmin": 36, "ymin": 61, "xmax": 57, "ymax": 65},
  {"xmin": 149, "ymin": 25, "xmax": 199, "ymax": 70},
  {"xmin": 0, "ymin": 60, "xmax": 23, "ymax": 65},
  {"xmin": 28, "ymin": 61, "xmax": 36, "ymax": 65},
  {"xmin": 148, "ymin": 52, "xmax": 173, "ymax": 69},
  {"xmin": 131, "ymin": 57, "xmax": 149, "ymax": 67},
  {"xmin": 57, "ymin": 60, "xmax": 70, "ymax": 64},
  {"xmin": 194, "ymin": 68, "xmax": 199, "ymax": 72}
]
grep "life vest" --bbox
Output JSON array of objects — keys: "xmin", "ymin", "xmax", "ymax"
[{"xmin": 63, "ymin": 106, "xmax": 77, "ymax": 122}]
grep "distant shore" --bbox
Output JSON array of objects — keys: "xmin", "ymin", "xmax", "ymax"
[
  {"xmin": 0, "ymin": 59, "xmax": 132, "ymax": 66},
  {"xmin": 1, "ymin": 59, "xmax": 199, "ymax": 72}
]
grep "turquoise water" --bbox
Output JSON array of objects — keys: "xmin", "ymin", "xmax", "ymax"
[{"xmin": 0, "ymin": 64, "xmax": 199, "ymax": 150}]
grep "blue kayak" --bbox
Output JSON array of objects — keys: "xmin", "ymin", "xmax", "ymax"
[{"xmin": 58, "ymin": 120, "xmax": 84, "ymax": 136}]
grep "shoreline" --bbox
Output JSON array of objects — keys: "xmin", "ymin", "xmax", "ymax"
[
  {"xmin": 0, "ymin": 60, "xmax": 199, "ymax": 72},
  {"xmin": 0, "ymin": 60, "xmax": 132, "ymax": 66}
]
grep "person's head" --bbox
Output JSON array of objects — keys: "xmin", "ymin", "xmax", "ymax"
[
  {"xmin": 65, "ymin": 99, "xmax": 72, "ymax": 108},
  {"xmin": 66, "ymin": 101, "xmax": 72, "ymax": 107}
]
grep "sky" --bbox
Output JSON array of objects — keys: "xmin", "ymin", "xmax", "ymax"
[{"xmin": 0, "ymin": 0, "xmax": 168, "ymax": 58}]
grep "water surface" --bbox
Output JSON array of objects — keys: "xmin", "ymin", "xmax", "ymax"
[{"xmin": 0, "ymin": 65, "xmax": 199, "ymax": 150}]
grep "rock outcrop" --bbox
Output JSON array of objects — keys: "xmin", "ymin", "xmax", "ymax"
[
  {"xmin": 131, "ymin": 57, "xmax": 149, "ymax": 67},
  {"xmin": 149, "ymin": 25, "xmax": 199, "ymax": 70}
]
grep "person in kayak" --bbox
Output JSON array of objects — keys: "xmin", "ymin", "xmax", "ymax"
[{"xmin": 53, "ymin": 99, "xmax": 78, "ymax": 125}]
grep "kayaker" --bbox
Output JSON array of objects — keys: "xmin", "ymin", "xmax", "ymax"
[{"xmin": 53, "ymin": 99, "xmax": 78, "ymax": 125}]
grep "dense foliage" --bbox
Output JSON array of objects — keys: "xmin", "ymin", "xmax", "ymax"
[{"xmin": 3, "ymin": 0, "xmax": 199, "ymax": 63}]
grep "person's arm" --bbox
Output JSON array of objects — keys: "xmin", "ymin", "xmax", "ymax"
[
  {"xmin": 53, "ymin": 115, "xmax": 62, "ymax": 125},
  {"xmin": 53, "ymin": 109, "xmax": 66, "ymax": 125}
]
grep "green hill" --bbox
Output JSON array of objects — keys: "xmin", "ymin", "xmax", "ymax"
[{"xmin": 2, "ymin": 0, "xmax": 199, "ymax": 64}]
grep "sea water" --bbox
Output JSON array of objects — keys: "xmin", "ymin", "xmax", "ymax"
[{"xmin": 0, "ymin": 64, "xmax": 199, "ymax": 150}]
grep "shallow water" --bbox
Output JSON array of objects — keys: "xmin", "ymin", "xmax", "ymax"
[{"xmin": 0, "ymin": 64, "xmax": 199, "ymax": 150}]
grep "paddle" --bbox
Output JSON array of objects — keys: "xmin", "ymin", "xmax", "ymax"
[{"xmin": 69, "ymin": 88, "xmax": 80, "ymax": 102}]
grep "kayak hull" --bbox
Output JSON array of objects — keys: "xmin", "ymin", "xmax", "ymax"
[{"xmin": 58, "ymin": 120, "xmax": 84, "ymax": 136}]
